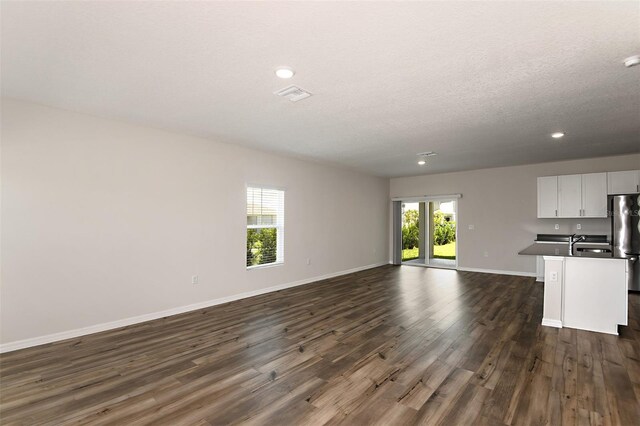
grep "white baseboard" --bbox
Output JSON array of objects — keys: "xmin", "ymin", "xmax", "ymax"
[
  {"xmin": 542, "ymin": 318, "xmax": 563, "ymax": 328},
  {"xmin": 0, "ymin": 262, "xmax": 387, "ymax": 354},
  {"xmin": 391, "ymin": 262, "xmax": 535, "ymax": 278},
  {"xmin": 456, "ymin": 266, "xmax": 537, "ymax": 278}
]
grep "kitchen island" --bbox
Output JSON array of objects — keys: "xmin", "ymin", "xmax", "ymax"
[{"xmin": 519, "ymin": 238, "xmax": 635, "ymax": 335}]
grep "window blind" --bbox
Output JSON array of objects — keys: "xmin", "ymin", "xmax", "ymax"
[{"xmin": 246, "ymin": 187, "xmax": 284, "ymax": 268}]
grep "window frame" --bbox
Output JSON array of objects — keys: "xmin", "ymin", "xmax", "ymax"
[{"xmin": 245, "ymin": 184, "xmax": 285, "ymax": 270}]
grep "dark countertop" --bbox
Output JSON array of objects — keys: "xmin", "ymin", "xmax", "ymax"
[{"xmin": 518, "ymin": 242, "xmax": 636, "ymax": 260}]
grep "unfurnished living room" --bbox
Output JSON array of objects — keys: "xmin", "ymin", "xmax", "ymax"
[{"xmin": 1, "ymin": 1, "xmax": 640, "ymax": 425}]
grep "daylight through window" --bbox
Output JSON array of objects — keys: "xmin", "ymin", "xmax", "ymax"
[{"xmin": 246, "ymin": 186, "xmax": 284, "ymax": 268}]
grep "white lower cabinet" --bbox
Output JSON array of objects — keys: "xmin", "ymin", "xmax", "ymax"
[{"xmin": 542, "ymin": 256, "xmax": 628, "ymax": 335}]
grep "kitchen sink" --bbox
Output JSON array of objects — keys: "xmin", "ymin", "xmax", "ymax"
[
  {"xmin": 536, "ymin": 234, "xmax": 608, "ymax": 244},
  {"xmin": 576, "ymin": 247, "xmax": 612, "ymax": 254}
]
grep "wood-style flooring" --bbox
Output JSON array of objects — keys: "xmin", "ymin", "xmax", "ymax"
[{"xmin": 1, "ymin": 265, "xmax": 640, "ymax": 425}]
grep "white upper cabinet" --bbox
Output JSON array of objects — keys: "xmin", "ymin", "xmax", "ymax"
[
  {"xmin": 537, "ymin": 176, "xmax": 558, "ymax": 218},
  {"xmin": 558, "ymin": 174, "xmax": 582, "ymax": 217},
  {"xmin": 537, "ymin": 172, "xmax": 608, "ymax": 218},
  {"xmin": 581, "ymin": 173, "xmax": 608, "ymax": 217},
  {"xmin": 607, "ymin": 170, "xmax": 640, "ymax": 194}
]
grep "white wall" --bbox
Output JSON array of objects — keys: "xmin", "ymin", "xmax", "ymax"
[
  {"xmin": 0, "ymin": 99, "xmax": 389, "ymax": 347},
  {"xmin": 390, "ymin": 153, "xmax": 640, "ymax": 274}
]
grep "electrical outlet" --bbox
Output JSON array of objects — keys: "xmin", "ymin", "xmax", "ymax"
[
  {"xmin": 554, "ymin": 224, "xmax": 560, "ymax": 230},
  {"xmin": 191, "ymin": 275, "xmax": 199, "ymax": 285},
  {"xmin": 550, "ymin": 271, "xmax": 558, "ymax": 282},
  {"xmin": 468, "ymin": 224, "xmax": 475, "ymax": 230},
  {"xmin": 576, "ymin": 224, "xmax": 581, "ymax": 230},
  {"xmin": 306, "ymin": 258, "xmax": 311, "ymax": 265}
]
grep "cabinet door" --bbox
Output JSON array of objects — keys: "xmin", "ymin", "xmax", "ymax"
[
  {"xmin": 607, "ymin": 170, "xmax": 640, "ymax": 194},
  {"xmin": 537, "ymin": 176, "xmax": 558, "ymax": 218},
  {"xmin": 558, "ymin": 174, "xmax": 582, "ymax": 217},
  {"xmin": 582, "ymin": 173, "xmax": 607, "ymax": 217},
  {"xmin": 563, "ymin": 258, "xmax": 626, "ymax": 334}
]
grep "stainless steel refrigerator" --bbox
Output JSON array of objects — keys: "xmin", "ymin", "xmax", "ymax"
[{"xmin": 610, "ymin": 194, "xmax": 640, "ymax": 291}]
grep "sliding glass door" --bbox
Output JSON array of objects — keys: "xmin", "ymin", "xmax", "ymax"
[
  {"xmin": 395, "ymin": 197, "xmax": 458, "ymax": 269},
  {"xmin": 400, "ymin": 201, "xmax": 424, "ymax": 265},
  {"xmin": 428, "ymin": 199, "xmax": 457, "ymax": 268}
]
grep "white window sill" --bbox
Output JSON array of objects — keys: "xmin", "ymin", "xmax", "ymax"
[{"xmin": 246, "ymin": 261, "xmax": 284, "ymax": 271}]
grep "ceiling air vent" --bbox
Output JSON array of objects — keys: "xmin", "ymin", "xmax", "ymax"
[{"xmin": 273, "ymin": 85, "xmax": 313, "ymax": 102}]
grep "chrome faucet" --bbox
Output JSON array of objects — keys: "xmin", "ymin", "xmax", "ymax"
[{"xmin": 569, "ymin": 234, "xmax": 587, "ymax": 255}]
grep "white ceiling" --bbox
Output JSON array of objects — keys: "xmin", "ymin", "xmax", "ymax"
[{"xmin": 2, "ymin": 1, "xmax": 639, "ymax": 177}]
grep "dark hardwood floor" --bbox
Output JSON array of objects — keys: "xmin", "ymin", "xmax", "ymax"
[{"xmin": 1, "ymin": 265, "xmax": 639, "ymax": 425}]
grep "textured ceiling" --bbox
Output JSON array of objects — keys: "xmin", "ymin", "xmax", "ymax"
[{"xmin": 2, "ymin": 1, "xmax": 639, "ymax": 177}]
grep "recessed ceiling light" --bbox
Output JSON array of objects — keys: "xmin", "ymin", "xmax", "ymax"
[
  {"xmin": 623, "ymin": 55, "xmax": 640, "ymax": 68},
  {"xmin": 275, "ymin": 67, "xmax": 295, "ymax": 79},
  {"xmin": 418, "ymin": 159, "xmax": 426, "ymax": 166},
  {"xmin": 551, "ymin": 132, "xmax": 565, "ymax": 139}
]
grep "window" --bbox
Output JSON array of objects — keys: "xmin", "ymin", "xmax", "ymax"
[{"xmin": 246, "ymin": 186, "xmax": 284, "ymax": 268}]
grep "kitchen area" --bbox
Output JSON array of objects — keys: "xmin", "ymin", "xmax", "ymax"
[{"xmin": 519, "ymin": 169, "xmax": 640, "ymax": 335}]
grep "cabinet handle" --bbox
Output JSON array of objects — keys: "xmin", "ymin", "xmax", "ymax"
[{"xmin": 555, "ymin": 209, "xmax": 557, "ymax": 217}]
